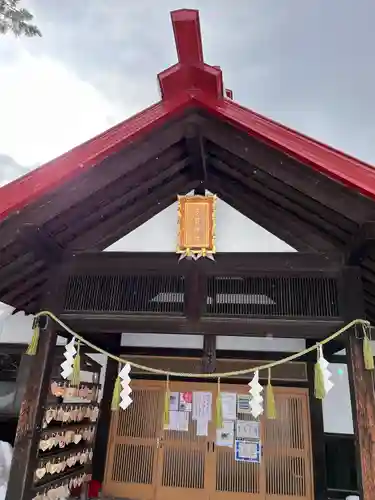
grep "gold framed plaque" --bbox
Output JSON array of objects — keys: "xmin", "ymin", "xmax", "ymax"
[{"xmin": 176, "ymin": 194, "xmax": 216, "ymax": 258}]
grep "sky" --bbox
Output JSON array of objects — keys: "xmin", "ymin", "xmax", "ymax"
[{"xmin": 0, "ymin": 0, "xmax": 374, "ymax": 185}]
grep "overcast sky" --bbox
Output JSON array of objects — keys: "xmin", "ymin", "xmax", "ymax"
[{"xmin": 0, "ymin": 0, "xmax": 374, "ymax": 185}]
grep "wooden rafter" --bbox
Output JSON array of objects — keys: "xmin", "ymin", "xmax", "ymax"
[
  {"xmin": 203, "ymin": 116, "xmax": 375, "ymax": 224},
  {"xmin": 209, "ymin": 171, "xmax": 336, "ymax": 252}
]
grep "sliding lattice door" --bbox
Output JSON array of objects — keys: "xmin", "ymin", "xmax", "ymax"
[
  {"xmin": 104, "ymin": 381, "xmax": 313, "ymax": 500},
  {"xmin": 103, "ymin": 380, "xmax": 164, "ymax": 500},
  {"xmin": 263, "ymin": 388, "xmax": 313, "ymax": 500},
  {"xmin": 155, "ymin": 381, "xmax": 214, "ymax": 500}
]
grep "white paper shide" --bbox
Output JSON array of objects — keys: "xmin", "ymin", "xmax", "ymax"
[
  {"xmin": 248, "ymin": 370, "xmax": 264, "ymax": 418},
  {"xmin": 119, "ymin": 363, "xmax": 132, "ymax": 410},
  {"xmin": 60, "ymin": 337, "xmax": 76, "ymax": 379}
]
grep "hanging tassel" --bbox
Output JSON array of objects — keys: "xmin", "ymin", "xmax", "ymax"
[
  {"xmin": 363, "ymin": 327, "xmax": 374, "ymax": 370},
  {"xmin": 314, "ymin": 346, "xmax": 326, "ymax": 400},
  {"xmin": 216, "ymin": 378, "xmax": 223, "ymax": 429},
  {"xmin": 26, "ymin": 318, "xmax": 40, "ymax": 356},
  {"xmin": 266, "ymin": 368, "xmax": 276, "ymax": 419},
  {"xmin": 163, "ymin": 375, "xmax": 170, "ymax": 427},
  {"xmin": 111, "ymin": 373, "xmax": 121, "ymax": 411},
  {"xmin": 71, "ymin": 340, "xmax": 81, "ymax": 387}
]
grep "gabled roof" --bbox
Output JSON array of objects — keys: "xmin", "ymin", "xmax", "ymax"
[{"xmin": 1, "ymin": 9, "xmax": 375, "ymax": 319}]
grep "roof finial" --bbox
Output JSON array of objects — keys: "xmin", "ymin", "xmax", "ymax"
[
  {"xmin": 171, "ymin": 9, "xmax": 204, "ymax": 65},
  {"xmin": 158, "ymin": 9, "xmax": 224, "ymax": 101}
]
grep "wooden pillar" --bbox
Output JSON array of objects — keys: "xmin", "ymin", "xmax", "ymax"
[
  {"xmin": 306, "ymin": 361, "xmax": 327, "ymax": 500},
  {"xmin": 92, "ymin": 337, "xmax": 121, "ymax": 483},
  {"xmin": 6, "ymin": 317, "xmax": 57, "ymax": 500},
  {"xmin": 6, "ymin": 267, "xmax": 67, "ymax": 500},
  {"xmin": 202, "ymin": 335, "xmax": 216, "ymax": 374},
  {"xmin": 340, "ymin": 266, "xmax": 375, "ymax": 500},
  {"xmin": 184, "ymin": 266, "xmax": 207, "ymax": 322}
]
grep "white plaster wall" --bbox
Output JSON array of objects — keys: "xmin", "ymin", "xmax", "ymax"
[
  {"xmin": 217, "ymin": 336, "xmax": 305, "ymax": 352},
  {"xmin": 121, "ymin": 333, "xmax": 203, "ymax": 349}
]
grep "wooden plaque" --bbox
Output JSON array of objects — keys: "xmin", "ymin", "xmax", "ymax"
[{"xmin": 176, "ymin": 194, "xmax": 216, "ymax": 255}]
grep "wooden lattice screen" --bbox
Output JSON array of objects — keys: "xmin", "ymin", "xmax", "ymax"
[{"xmin": 104, "ymin": 380, "xmax": 313, "ymax": 500}]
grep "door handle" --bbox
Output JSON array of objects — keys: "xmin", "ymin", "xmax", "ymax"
[
  {"xmin": 156, "ymin": 438, "xmax": 164, "ymax": 449},
  {"xmin": 206, "ymin": 442, "xmax": 215, "ymax": 452}
]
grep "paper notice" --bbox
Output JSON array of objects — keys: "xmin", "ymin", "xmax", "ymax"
[
  {"xmin": 196, "ymin": 418, "xmax": 209, "ymax": 437},
  {"xmin": 178, "ymin": 411, "xmax": 189, "ymax": 431},
  {"xmin": 221, "ymin": 392, "xmax": 237, "ymax": 420},
  {"xmin": 235, "ymin": 439, "xmax": 261, "ymax": 463},
  {"xmin": 216, "ymin": 420, "xmax": 234, "ymax": 447},
  {"xmin": 169, "ymin": 392, "xmax": 179, "ymax": 412},
  {"xmin": 165, "ymin": 411, "xmax": 189, "ymax": 431},
  {"xmin": 237, "ymin": 394, "xmax": 252, "ymax": 414},
  {"xmin": 236, "ymin": 420, "xmax": 260, "ymax": 440},
  {"xmin": 179, "ymin": 392, "xmax": 192, "ymax": 412},
  {"xmin": 192, "ymin": 392, "xmax": 212, "ymax": 421}
]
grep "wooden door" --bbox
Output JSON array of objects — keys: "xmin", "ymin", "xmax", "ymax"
[
  {"xmin": 103, "ymin": 380, "xmax": 164, "ymax": 500},
  {"xmin": 263, "ymin": 387, "xmax": 313, "ymax": 500},
  {"xmin": 210, "ymin": 384, "xmax": 313, "ymax": 500},
  {"xmin": 209, "ymin": 383, "xmax": 264, "ymax": 500},
  {"xmin": 104, "ymin": 380, "xmax": 313, "ymax": 500},
  {"xmin": 154, "ymin": 381, "xmax": 214, "ymax": 500}
]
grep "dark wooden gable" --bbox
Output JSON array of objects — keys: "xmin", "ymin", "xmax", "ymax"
[{"xmin": 1, "ymin": 9, "xmax": 375, "ymax": 322}]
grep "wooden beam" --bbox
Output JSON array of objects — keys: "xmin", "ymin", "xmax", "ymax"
[
  {"xmin": 18, "ymin": 224, "xmax": 65, "ymax": 264},
  {"xmin": 203, "ymin": 115, "xmax": 375, "ymax": 224},
  {"xmin": 0, "ymin": 257, "xmax": 43, "ymax": 295},
  {"xmin": 202, "ymin": 335, "xmax": 216, "ymax": 373},
  {"xmin": 345, "ymin": 222, "xmax": 375, "ymax": 265},
  {"xmin": 184, "ymin": 265, "xmax": 207, "ymax": 322},
  {"xmin": 209, "ymin": 154, "xmax": 347, "ymax": 246},
  {"xmin": 1, "ymin": 271, "xmax": 47, "ymax": 304},
  {"xmin": 185, "ymin": 122, "xmax": 207, "ymax": 182},
  {"xmin": 71, "ymin": 173, "xmax": 195, "ymax": 250},
  {"xmin": 208, "ymin": 141, "xmax": 356, "ymax": 236},
  {"xmin": 59, "ymin": 313, "xmax": 343, "ymax": 338},
  {"xmin": 59, "ymin": 154, "xmax": 189, "ymax": 246},
  {"xmin": 6, "ymin": 304, "xmax": 58, "ymax": 499},
  {"xmin": 64, "ymin": 251, "xmax": 343, "ymax": 275},
  {"xmin": 92, "ymin": 336, "xmax": 121, "ymax": 483},
  {"xmin": 209, "ymin": 171, "xmax": 338, "ymax": 252},
  {"xmin": 340, "ymin": 266, "xmax": 375, "ymax": 500},
  {"xmin": 0, "ymin": 114, "xmax": 192, "ymax": 251}
]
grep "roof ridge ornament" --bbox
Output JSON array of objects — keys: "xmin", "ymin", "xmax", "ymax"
[{"xmin": 158, "ymin": 9, "xmax": 225, "ymax": 101}]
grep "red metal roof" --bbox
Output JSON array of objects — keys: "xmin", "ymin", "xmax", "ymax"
[{"xmin": 1, "ymin": 8, "xmax": 375, "ymax": 221}]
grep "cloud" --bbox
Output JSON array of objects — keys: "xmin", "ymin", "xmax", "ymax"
[
  {"xmin": 0, "ymin": 47, "xmax": 123, "ymax": 166},
  {"xmin": 1, "ymin": 0, "xmax": 375, "ymax": 173}
]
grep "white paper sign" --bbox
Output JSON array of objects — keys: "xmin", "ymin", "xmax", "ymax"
[
  {"xmin": 196, "ymin": 418, "xmax": 209, "ymax": 437},
  {"xmin": 216, "ymin": 420, "xmax": 234, "ymax": 447},
  {"xmin": 237, "ymin": 394, "xmax": 252, "ymax": 414},
  {"xmin": 165, "ymin": 411, "xmax": 189, "ymax": 431},
  {"xmin": 236, "ymin": 420, "xmax": 260, "ymax": 440},
  {"xmin": 220, "ymin": 392, "xmax": 237, "ymax": 420},
  {"xmin": 235, "ymin": 440, "xmax": 261, "ymax": 463},
  {"xmin": 193, "ymin": 392, "xmax": 212, "ymax": 421},
  {"xmin": 169, "ymin": 392, "xmax": 180, "ymax": 412}
]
